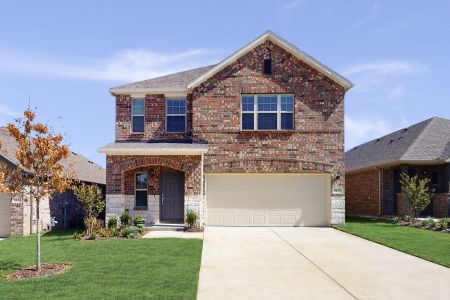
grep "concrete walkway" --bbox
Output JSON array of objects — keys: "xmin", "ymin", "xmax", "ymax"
[{"xmin": 197, "ymin": 227, "xmax": 450, "ymax": 300}]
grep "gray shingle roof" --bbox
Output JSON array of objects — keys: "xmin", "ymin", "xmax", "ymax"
[
  {"xmin": 110, "ymin": 65, "xmax": 216, "ymax": 92},
  {"xmin": 0, "ymin": 127, "xmax": 105, "ymax": 185},
  {"xmin": 345, "ymin": 117, "xmax": 450, "ymax": 172}
]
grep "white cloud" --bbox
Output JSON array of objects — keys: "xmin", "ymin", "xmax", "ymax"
[
  {"xmin": 345, "ymin": 116, "xmax": 394, "ymax": 149},
  {"xmin": 0, "ymin": 48, "xmax": 218, "ymax": 82},
  {"xmin": 0, "ymin": 105, "xmax": 20, "ymax": 118},
  {"xmin": 343, "ymin": 61, "xmax": 427, "ymax": 76},
  {"xmin": 343, "ymin": 60, "xmax": 427, "ymax": 102},
  {"xmin": 280, "ymin": 0, "xmax": 306, "ymax": 10}
]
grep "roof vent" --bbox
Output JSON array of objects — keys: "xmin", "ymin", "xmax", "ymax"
[
  {"xmin": 88, "ymin": 160, "xmax": 94, "ymax": 164},
  {"xmin": 71, "ymin": 151, "xmax": 77, "ymax": 155},
  {"xmin": 400, "ymin": 128, "xmax": 408, "ymax": 134},
  {"xmin": 374, "ymin": 138, "xmax": 381, "ymax": 143},
  {"xmin": 388, "ymin": 139, "xmax": 394, "ymax": 145}
]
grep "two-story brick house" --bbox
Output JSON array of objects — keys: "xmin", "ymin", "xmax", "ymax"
[{"xmin": 98, "ymin": 31, "xmax": 353, "ymax": 226}]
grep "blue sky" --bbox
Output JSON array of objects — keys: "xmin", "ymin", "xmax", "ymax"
[{"xmin": 1, "ymin": 0, "xmax": 449, "ymax": 167}]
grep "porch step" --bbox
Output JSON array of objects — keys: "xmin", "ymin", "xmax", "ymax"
[{"xmin": 147, "ymin": 223, "xmax": 185, "ymax": 231}]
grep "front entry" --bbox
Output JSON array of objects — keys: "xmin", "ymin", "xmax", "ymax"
[{"xmin": 160, "ymin": 171, "xmax": 185, "ymax": 223}]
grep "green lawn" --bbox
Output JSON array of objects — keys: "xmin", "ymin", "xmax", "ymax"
[
  {"xmin": 0, "ymin": 231, "xmax": 203, "ymax": 299},
  {"xmin": 335, "ymin": 217, "xmax": 450, "ymax": 267}
]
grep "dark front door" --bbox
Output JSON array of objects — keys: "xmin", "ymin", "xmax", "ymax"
[{"xmin": 160, "ymin": 171, "xmax": 184, "ymax": 223}]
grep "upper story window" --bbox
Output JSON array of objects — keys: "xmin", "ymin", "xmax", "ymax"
[
  {"xmin": 241, "ymin": 94, "xmax": 294, "ymax": 131},
  {"xmin": 166, "ymin": 98, "xmax": 186, "ymax": 133},
  {"xmin": 132, "ymin": 99, "xmax": 145, "ymax": 133}
]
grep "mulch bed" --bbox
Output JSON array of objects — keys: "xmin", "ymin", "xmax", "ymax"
[
  {"xmin": 183, "ymin": 227, "xmax": 204, "ymax": 232},
  {"xmin": 5, "ymin": 263, "xmax": 72, "ymax": 280}
]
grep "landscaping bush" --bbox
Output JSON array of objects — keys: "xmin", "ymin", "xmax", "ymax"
[
  {"xmin": 73, "ymin": 231, "xmax": 83, "ymax": 240},
  {"xmin": 120, "ymin": 211, "xmax": 132, "ymax": 227},
  {"xmin": 186, "ymin": 209, "xmax": 198, "ymax": 228},
  {"xmin": 400, "ymin": 173, "xmax": 434, "ymax": 220},
  {"xmin": 390, "ymin": 216, "xmax": 400, "ymax": 224},
  {"xmin": 107, "ymin": 216, "xmax": 118, "ymax": 228},
  {"xmin": 441, "ymin": 218, "xmax": 450, "ymax": 230},
  {"xmin": 84, "ymin": 216, "xmax": 98, "ymax": 237},
  {"xmin": 110, "ymin": 226, "xmax": 121, "ymax": 237},
  {"xmin": 121, "ymin": 226, "xmax": 141, "ymax": 239},
  {"xmin": 134, "ymin": 214, "xmax": 146, "ymax": 228},
  {"xmin": 403, "ymin": 215, "xmax": 413, "ymax": 223},
  {"xmin": 99, "ymin": 227, "xmax": 108, "ymax": 238},
  {"xmin": 421, "ymin": 217, "xmax": 436, "ymax": 229}
]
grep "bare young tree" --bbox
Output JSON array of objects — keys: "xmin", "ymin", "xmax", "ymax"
[{"xmin": 0, "ymin": 109, "xmax": 73, "ymax": 273}]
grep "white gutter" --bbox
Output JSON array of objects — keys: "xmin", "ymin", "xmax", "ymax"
[{"xmin": 97, "ymin": 148, "xmax": 208, "ymax": 156}]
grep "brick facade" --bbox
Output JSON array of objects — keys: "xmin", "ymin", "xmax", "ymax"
[
  {"xmin": 107, "ymin": 39, "xmax": 346, "ymax": 225},
  {"xmin": 345, "ymin": 170, "xmax": 380, "ymax": 216}
]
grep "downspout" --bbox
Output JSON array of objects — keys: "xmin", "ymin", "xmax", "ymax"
[
  {"xmin": 200, "ymin": 153, "xmax": 204, "ymax": 225},
  {"xmin": 378, "ymin": 169, "xmax": 382, "ymax": 216}
]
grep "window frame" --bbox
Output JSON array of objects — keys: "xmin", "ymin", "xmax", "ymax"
[
  {"xmin": 165, "ymin": 98, "xmax": 187, "ymax": 133},
  {"xmin": 131, "ymin": 98, "xmax": 145, "ymax": 134},
  {"xmin": 135, "ymin": 172, "xmax": 148, "ymax": 208},
  {"xmin": 240, "ymin": 94, "xmax": 294, "ymax": 131}
]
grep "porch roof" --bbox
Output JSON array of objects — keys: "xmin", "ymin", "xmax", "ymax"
[{"xmin": 97, "ymin": 142, "xmax": 208, "ymax": 156}]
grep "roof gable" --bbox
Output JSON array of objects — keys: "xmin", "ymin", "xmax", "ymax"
[
  {"xmin": 345, "ymin": 117, "xmax": 450, "ymax": 172},
  {"xmin": 110, "ymin": 31, "xmax": 353, "ymax": 94},
  {"xmin": 187, "ymin": 30, "xmax": 353, "ymax": 91}
]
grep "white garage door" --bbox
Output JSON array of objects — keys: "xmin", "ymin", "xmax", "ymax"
[
  {"xmin": 0, "ymin": 193, "xmax": 11, "ymax": 237},
  {"xmin": 206, "ymin": 174, "xmax": 330, "ymax": 227}
]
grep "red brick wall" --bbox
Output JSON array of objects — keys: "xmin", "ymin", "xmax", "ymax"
[
  {"xmin": 345, "ymin": 170, "xmax": 380, "ymax": 216},
  {"xmin": 115, "ymin": 94, "xmax": 193, "ymax": 141},
  {"xmin": 110, "ymin": 40, "xmax": 345, "ymax": 191},
  {"xmin": 191, "ymin": 40, "xmax": 344, "ymax": 178}
]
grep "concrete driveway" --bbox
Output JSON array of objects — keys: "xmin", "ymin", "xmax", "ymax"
[{"xmin": 197, "ymin": 227, "xmax": 450, "ymax": 300}]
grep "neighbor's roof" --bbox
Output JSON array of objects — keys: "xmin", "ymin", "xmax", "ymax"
[
  {"xmin": 97, "ymin": 142, "xmax": 208, "ymax": 156},
  {"xmin": 110, "ymin": 30, "xmax": 353, "ymax": 94},
  {"xmin": 345, "ymin": 117, "xmax": 450, "ymax": 173},
  {"xmin": 0, "ymin": 127, "xmax": 106, "ymax": 185}
]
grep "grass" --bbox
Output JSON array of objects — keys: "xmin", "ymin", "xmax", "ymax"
[
  {"xmin": 335, "ymin": 217, "xmax": 450, "ymax": 268},
  {"xmin": 0, "ymin": 230, "xmax": 203, "ymax": 299}
]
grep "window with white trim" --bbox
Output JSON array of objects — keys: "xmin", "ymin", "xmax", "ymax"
[
  {"xmin": 132, "ymin": 99, "xmax": 145, "ymax": 133},
  {"xmin": 166, "ymin": 98, "xmax": 186, "ymax": 133},
  {"xmin": 135, "ymin": 172, "xmax": 148, "ymax": 208},
  {"xmin": 241, "ymin": 95, "xmax": 294, "ymax": 130}
]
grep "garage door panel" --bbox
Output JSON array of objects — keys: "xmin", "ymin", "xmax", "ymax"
[
  {"xmin": 206, "ymin": 174, "xmax": 330, "ymax": 227},
  {"xmin": 0, "ymin": 193, "xmax": 11, "ymax": 237}
]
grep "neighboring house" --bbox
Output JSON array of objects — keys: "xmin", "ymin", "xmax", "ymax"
[
  {"xmin": 346, "ymin": 117, "xmax": 450, "ymax": 218},
  {"xmin": 0, "ymin": 127, "xmax": 106, "ymax": 237},
  {"xmin": 98, "ymin": 31, "xmax": 353, "ymax": 227}
]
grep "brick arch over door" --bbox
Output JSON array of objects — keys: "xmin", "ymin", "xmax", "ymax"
[
  {"xmin": 204, "ymin": 158, "xmax": 334, "ymax": 173},
  {"xmin": 107, "ymin": 155, "xmax": 202, "ymax": 195}
]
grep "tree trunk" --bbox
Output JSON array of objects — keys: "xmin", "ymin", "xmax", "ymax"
[{"xmin": 36, "ymin": 199, "xmax": 41, "ymax": 273}]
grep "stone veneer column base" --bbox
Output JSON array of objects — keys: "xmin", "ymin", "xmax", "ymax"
[
  {"xmin": 185, "ymin": 195, "xmax": 205, "ymax": 226},
  {"xmin": 331, "ymin": 187, "xmax": 345, "ymax": 224},
  {"xmin": 105, "ymin": 194, "xmax": 125, "ymax": 224}
]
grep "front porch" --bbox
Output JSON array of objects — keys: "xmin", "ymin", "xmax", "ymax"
[
  {"xmin": 382, "ymin": 163, "xmax": 450, "ymax": 218},
  {"xmin": 104, "ymin": 154, "xmax": 205, "ymax": 226}
]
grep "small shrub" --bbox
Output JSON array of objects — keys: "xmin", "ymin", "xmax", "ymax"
[
  {"xmin": 421, "ymin": 217, "xmax": 436, "ymax": 229},
  {"xmin": 99, "ymin": 227, "xmax": 108, "ymax": 238},
  {"xmin": 186, "ymin": 209, "xmax": 198, "ymax": 228},
  {"xmin": 73, "ymin": 231, "xmax": 83, "ymax": 240},
  {"xmin": 134, "ymin": 214, "xmax": 146, "ymax": 228},
  {"xmin": 390, "ymin": 216, "xmax": 400, "ymax": 224},
  {"xmin": 120, "ymin": 211, "xmax": 132, "ymax": 227},
  {"xmin": 107, "ymin": 217, "xmax": 118, "ymax": 228},
  {"xmin": 403, "ymin": 215, "xmax": 413, "ymax": 223},
  {"xmin": 89, "ymin": 231, "xmax": 97, "ymax": 240},
  {"xmin": 441, "ymin": 218, "xmax": 450, "ymax": 230},
  {"xmin": 110, "ymin": 226, "xmax": 121, "ymax": 237},
  {"xmin": 84, "ymin": 216, "xmax": 98, "ymax": 236},
  {"xmin": 121, "ymin": 226, "xmax": 140, "ymax": 239}
]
